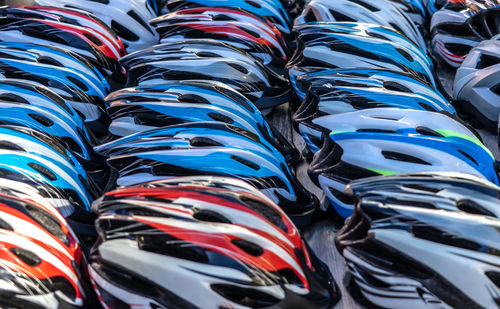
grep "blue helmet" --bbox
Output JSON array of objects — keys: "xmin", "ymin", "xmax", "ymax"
[
  {"xmin": 106, "ymin": 80, "xmax": 299, "ymax": 163},
  {"xmin": 294, "ymin": 22, "xmax": 424, "ymax": 54},
  {"xmin": 0, "ymin": 44, "xmax": 111, "ymax": 135},
  {"xmin": 96, "ymin": 121, "xmax": 287, "ymax": 164},
  {"xmin": 0, "ymin": 150, "xmax": 95, "ymax": 211},
  {"xmin": 292, "ymin": 77, "xmax": 457, "ymax": 149},
  {"xmin": 309, "ymin": 120, "xmax": 498, "ymax": 218},
  {"xmin": 287, "ymin": 30, "xmax": 436, "ymax": 90},
  {"xmin": 0, "ymin": 80, "xmax": 98, "ymax": 164},
  {"xmin": 291, "ymin": 67, "xmax": 445, "ymax": 102},
  {"xmin": 107, "ymin": 146, "xmax": 318, "ymax": 226}
]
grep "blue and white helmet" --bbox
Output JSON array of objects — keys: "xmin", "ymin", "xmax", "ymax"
[
  {"xmin": 106, "ymin": 80, "xmax": 299, "ymax": 163},
  {"xmin": 291, "ymin": 67, "xmax": 446, "ymax": 102},
  {"xmin": 309, "ymin": 109, "xmax": 498, "ymax": 217},
  {"xmin": 295, "ymin": 0, "xmax": 426, "ymax": 51},
  {"xmin": 287, "ymin": 31, "xmax": 436, "ymax": 91},
  {"xmin": 121, "ymin": 40, "xmax": 291, "ymax": 111},
  {"xmin": 106, "ymin": 146, "xmax": 318, "ymax": 226}
]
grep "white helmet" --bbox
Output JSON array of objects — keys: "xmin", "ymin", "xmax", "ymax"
[{"xmin": 454, "ymin": 35, "xmax": 500, "ymax": 130}]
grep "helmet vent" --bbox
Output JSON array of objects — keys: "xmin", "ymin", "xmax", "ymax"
[
  {"xmin": 10, "ymin": 247, "xmax": 41, "ymax": 266},
  {"xmin": 189, "ymin": 137, "xmax": 223, "ymax": 147},
  {"xmin": 0, "ymin": 93, "xmax": 29, "ymax": 104},
  {"xmin": 328, "ymin": 9, "xmax": 355, "ymax": 22},
  {"xmin": 490, "ymin": 83, "xmax": 500, "ymax": 96},
  {"xmin": 178, "ymin": 93, "xmax": 210, "ymax": 104},
  {"xmin": 37, "ymin": 56, "xmax": 62, "ymax": 67},
  {"xmin": 231, "ymin": 239, "xmax": 263, "ymax": 256},
  {"xmin": 458, "ymin": 150, "xmax": 478, "ymax": 165},
  {"xmin": 211, "ymin": 284, "xmax": 280, "ymax": 307},
  {"xmin": 350, "ymin": 0, "xmax": 379, "ymax": 12},
  {"xmin": 457, "ymin": 199, "xmax": 495, "ymax": 217},
  {"xmin": 25, "ymin": 203, "xmax": 68, "ymax": 245},
  {"xmin": 396, "ymin": 48, "xmax": 413, "ymax": 62},
  {"xmin": 0, "ymin": 141, "xmax": 24, "ymax": 152},
  {"xmin": 192, "ymin": 208, "xmax": 231, "ymax": 224},
  {"xmin": 383, "ymin": 81, "xmax": 412, "ymax": 93},
  {"xmin": 476, "ymin": 53, "xmax": 500, "ymax": 70},
  {"xmin": 228, "ymin": 63, "xmax": 249, "ymax": 74},
  {"xmin": 415, "ymin": 126, "xmax": 443, "ymax": 137},
  {"xmin": 239, "ymin": 195, "xmax": 288, "ymax": 233},
  {"xmin": 230, "ymin": 155, "xmax": 260, "ymax": 170},
  {"xmin": 29, "ymin": 113, "xmax": 54, "ymax": 127},
  {"xmin": 208, "ymin": 112, "xmax": 233, "ymax": 124},
  {"xmin": 27, "ymin": 162, "xmax": 57, "ymax": 181},
  {"xmin": 486, "ymin": 271, "xmax": 500, "ymax": 288},
  {"xmin": 381, "ymin": 151, "xmax": 431, "ymax": 165}
]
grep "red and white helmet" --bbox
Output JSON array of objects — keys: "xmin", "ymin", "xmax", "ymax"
[
  {"xmin": 0, "ymin": 229, "xmax": 85, "ymax": 308},
  {"xmin": 89, "ymin": 178, "xmax": 340, "ymax": 309}
]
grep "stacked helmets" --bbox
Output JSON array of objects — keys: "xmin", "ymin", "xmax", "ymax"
[
  {"xmin": 336, "ymin": 172, "xmax": 500, "ymax": 308},
  {"xmin": 288, "ymin": 0, "xmax": 498, "ymax": 220},
  {"xmin": 88, "ymin": 176, "xmax": 341, "ymax": 308},
  {"xmin": 430, "ymin": 0, "xmax": 500, "ymax": 129},
  {"xmin": 96, "ymin": 0, "xmax": 325, "ymax": 229},
  {"xmin": 0, "ymin": 5, "xmax": 135, "ymax": 237},
  {"xmin": 431, "ymin": 0, "xmax": 500, "ymax": 68}
]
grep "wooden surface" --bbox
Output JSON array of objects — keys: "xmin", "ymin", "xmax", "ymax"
[{"xmin": 267, "ymin": 66, "xmax": 499, "ymax": 309}]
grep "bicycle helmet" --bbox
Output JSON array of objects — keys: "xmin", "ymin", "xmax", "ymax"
[
  {"xmin": 150, "ymin": 7, "xmax": 284, "ymax": 41},
  {"xmin": 121, "ymin": 40, "xmax": 291, "ymax": 111},
  {"xmin": 0, "ymin": 150, "xmax": 95, "ymax": 211},
  {"xmin": 0, "ymin": 192, "xmax": 81, "ymax": 263},
  {"xmin": 0, "ymin": 42, "xmax": 109, "ymax": 91},
  {"xmin": 295, "ymin": 0, "xmax": 426, "ymax": 52},
  {"xmin": 165, "ymin": 0, "xmax": 292, "ymax": 36},
  {"xmin": 89, "ymin": 182, "xmax": 338, "ymax": 308},
  {"xmin": 293, "ymin": 22, "xmax": 423, "ymax": 54},
  {"xmin": 106, "ymin": 146, "xmax": 318, "ymax": 225},
  {"xmin": 336, "ymin": 171, "xmax": 500, "ymax": 309},
  {"xmin": 0, "ymin": 229, "xmax": 85, "ymax": 308},
  {"xmin": 386, "ymin": 0, "xmax": 426, "ymax": 34},
  {"xmin": 298, "ymin": 108, "xmax": 475, "ymax": 156},
  {"xmin": 0, "ymin": 167, "xmax": 96, "ymax": 235},
  {"xmin": 31, "ymin": 0, "xmax": 159, "ymax": 52},
  {"xmin": 0, "ymin": 17, "xmax": 126, "ymax": 84},
  {"xmin": 105, "ymin": 81, "xmax": 299, "ymax": 163},
  {"xmin": 293, "ymin": 80, "xmax": 456, "ymax": 142},
  {"xmin": 454, "ymin": 36, "xmax": 500, "ymax": 130},
  {"xmin": 97, "ymin": 122, "xmax": 288, "ymax": 166},
  {"xmin": 291, "ymin": 67, "xmax": 445, "ymax": 102},
  {"xmin": 287, "ymin": 32, "xmax": 437, "ymax": 91},
  {"xmin": 151, "ymin": 19, "xmax": 288, "ymax": 74},
  {"xmin": 0, "ymin": 46, "xmax": 111, "ymax": 135},
  {"xmin": 431, "ymin": 0, "xmax": 500, "ymax": 67},
  {"xmin": 0, "ymin": 5, "xmax": 125, "ymax": 58},
  {"xmin": 309, "ymin": 126, "xmax": 498, "ymax": 217}
]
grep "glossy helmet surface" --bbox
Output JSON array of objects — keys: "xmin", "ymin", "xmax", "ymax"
[
  {"xmin": 121, "ymin": 40, "xmax": 291, "ymax": 111},
  {"xmin": 105, "ymin": 81, "xmax": 299, "ymax": 163},
  {"xmin": 336, "ymin": 172, "xmax": 500, "ymax": 309},
  {"xmin": 106, "ymin": 145, "xmax": 318, "ymax": 226},
  {"xmin": 309, "ymin": 111, "xmax": 498, "ymax": 217},
  {"xmin": 0, "ymin": 16, "xmax": 126, "ymax": 84},
  {"xmin": 89, "ymin": 180, "xmax": 339, "ymax": 308},
  {"xmin": 165, "ymin": 0, "xmax": 292, "ymax": 36},
  {"xmin": 286, "ymin": 30, "xmax": 436, "ymax": 92}
]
